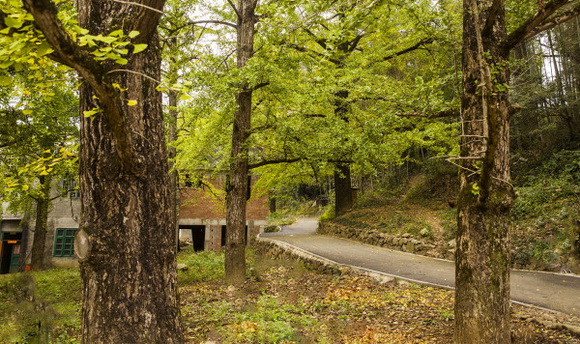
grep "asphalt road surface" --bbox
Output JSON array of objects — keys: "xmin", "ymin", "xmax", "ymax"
[{"xmin": 261, "ymin": 218, "xmax": 580, "ymax": 317}]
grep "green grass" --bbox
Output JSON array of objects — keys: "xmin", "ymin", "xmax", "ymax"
[
  {"xmin": 177, "ymin": 249, "xmax": 225, "ymax": 285},
  {"xmin": 0, "ymin": 268, "xmax": 82, "ymax": 344}
]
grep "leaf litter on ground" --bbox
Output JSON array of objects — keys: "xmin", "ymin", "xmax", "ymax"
[{"xmin": 179, "ymin": 253, "xmax": 580, "ymax": 344}]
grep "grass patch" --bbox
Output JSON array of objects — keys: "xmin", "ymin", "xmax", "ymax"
[
  {"xmin": 0, "ymin": 268, "xmax": 81, "ymax": 344},
  {"xmin": 177, "ymin": 249, "xmax": 225, "ymax": 285}
]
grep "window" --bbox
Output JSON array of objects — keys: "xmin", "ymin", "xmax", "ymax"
[
  {"xmin": 53, "ymin": 228, "xmax": 78, "ymax": 257},
  {"xmin": 62, "ymin": 179, "xmax": 80, "ymax": 198}
]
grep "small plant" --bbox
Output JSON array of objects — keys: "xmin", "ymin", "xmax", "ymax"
[
  {"xmin": 439, "ymin": 309, "xmax": 454, "ymax": 322},
  {"xmin": 319, "ymin": 205, "xmax": 336, "ymax": 221}
]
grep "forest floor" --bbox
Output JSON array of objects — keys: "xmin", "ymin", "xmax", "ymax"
[
  {"xmin": 179, "ymin": 250, "xmax": 580, "ymax": 344},
  {"xmin": 0, "ymin": 249, "xmax": 579, "ymax": 343}
]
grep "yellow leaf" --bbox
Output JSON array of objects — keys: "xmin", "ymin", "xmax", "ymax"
[
  {"xmin": 127, "ymin": 99, "xmax": 137, "ymax": 106},
  {"xmin": 133, "ymin": 44, "xmax": 148, "ymax": 54}
]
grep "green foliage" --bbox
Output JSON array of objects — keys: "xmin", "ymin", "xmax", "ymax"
[
  {"xmin": 215, "ymin": 295, "xmax": 317, "ymax": 343},
  {"xmin": 513, "ymin": 150, "xmax": 580, "ymax": 220},
  {"xmin": 319, "ymin": 205, "xmax": 336, "ymax": 221},
  {"xmin": 0, "ymin": 269, "xmax": 81, "ymax": 343},
  {"xmin": 267, "ymin": 212, "xmax": 295, "ymax": 227},
  {"xmin": 177, "ymin": 250, "xmax": 225, "ymax": 285}
]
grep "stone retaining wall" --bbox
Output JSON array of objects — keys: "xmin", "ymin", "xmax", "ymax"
[
  {"xmin": 318, "ymin": 221, "xmax": 439, "ymax": 256},
  {"xmin": 254, "ymin": 238, "xmax": 405, "ymax": 285}
]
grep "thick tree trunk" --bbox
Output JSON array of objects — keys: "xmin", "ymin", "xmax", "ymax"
[
  {"xmin": 334, "ymin": 163, "xmax": 353, "ymax": 216},
  {"xmin": 333, "ymin": 89, "xmax": 353, "ymax": 216},
  {"xmin": 454, "ymin": 1, "xmax": 514, "ymax": 343},
  {"xmin": 30, "ymin": 174, "xmax": 51, "ymax": 270},
  {"xmin": 73, "ymin": 2, "xmax": 182, "ymax": 343},
  {"xmin": 225, "ymin": 0, "xmax": 257, "ymax": 283}
]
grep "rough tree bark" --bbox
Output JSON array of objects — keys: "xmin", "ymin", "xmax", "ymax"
[
  {"xmin": 23, "ymin": 0, "xmax": 183, "ymax": 343},
  {"xmin": 455, "ymin": 1, "xmax": 579, "ymax": 343},
  {"xmin": 30, "ymin": 174, "xmax": 51, "ymax": 270},
  {"xmin": 334, "ymin": 163, "xmax": 353, "ymax": 216},
  {"xmin": 333, "ymin": 87, "xmax": 354, "ymax": 216},
  {"xmin": 455, "ymin": 2, "xmax": 512, "ymax": 342},
  {"xmin": 168, "ymin": 90, "xmax": 180, "ymax": 252},
  {"xmin": 225, "ymin": 0, "xmax": 258, "ymax": 283}
]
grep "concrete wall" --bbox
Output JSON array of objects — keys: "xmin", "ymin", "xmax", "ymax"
[{"xmin": 46, "ymin": 198, "xmax": 81, "ymax": 268}]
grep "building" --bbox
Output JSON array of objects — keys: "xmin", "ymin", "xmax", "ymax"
[
  {"xmin": 0, "ymin": 211, "xmax": 26, "ymax": 274},
  {"xmin": 0, "ymin": 176, "xmax": 269, "ymax": 272}
]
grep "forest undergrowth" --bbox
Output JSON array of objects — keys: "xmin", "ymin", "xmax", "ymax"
[
  {"xmin": 1, "ymin": 249, "xmax": 579, "ymax": 343},
  {"xmin": 326, "ymin": 151, "xmax": 580, "ymax": 274}
]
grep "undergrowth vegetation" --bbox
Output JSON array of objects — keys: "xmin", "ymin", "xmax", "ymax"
[
  {"xmin": 321, "ymin": 151, "xmax": 580, "ymax": 272},
  {"xmin": 1, "ymin": 249, "xmax": 579, "ymax": 343},
  {"xmin": 0, "ymin": 269, "xmax": 81, "ymax": 343}
]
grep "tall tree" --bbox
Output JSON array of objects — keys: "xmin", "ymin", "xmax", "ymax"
[
  {"xmin": 225, "ymin": 0, "xmax": 259, "ymax": 283},
  {"xmin": 4, "ymin": 0, "xmax": 184, "ymax": 342},
  {"xmin": 455, "ymin": 1, "xmax": 579, "ymax": 343}
]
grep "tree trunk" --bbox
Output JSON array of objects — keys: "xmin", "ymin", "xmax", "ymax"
[
  {"xmin": 225, "ymin": 0, "xmax": 257, "ymax": 283},
  {"xmin": 333, "ymin": 88, "xmax": 353, "ymax": 216},
  {"xmin": 72, "ymin": 2, "xmax": 182, "ymax": 343},
  {"xmin": 168, "ymin": 90, "xmax": 181, "ymax": 251},
  {"xmin": 334, "ymin": 163, "xmax": 353, "ymax": 216},
  {"xmin": 30, "ymin": 174, "xmax": 51, "ymax": 270},
  {"xmin": 455, "ymin": 1, "xmax": 514, "ymax": 343}
]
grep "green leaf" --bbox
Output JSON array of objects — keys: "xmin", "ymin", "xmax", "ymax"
[
  {"xmin": 110, "ymin": 29, "xmax": 124, "ymax": 37},
  {"xmin": 0, "ymin": 60, "xmax": 14, "ymax": 69},
  {"xmin": 37, "ymin": 42, "xmax": 54, "ymax": 56},
  {"xmin": 128, "ymin": 31, "xmax": 140, "ymax": 38},
  {"xmin": 0, "ymin": 75, "xmax": 11, "ymax": 86},
  {"xmin": 115, "ymin": 57, "xmax": 128, "ymax": 65},
  {"xmin": 132, "ymin": 44, "xmax": 148, "ymax": 54},
  {"xmin": 4, "ymin": 16, "xmax": 23, "ymax": 29}
]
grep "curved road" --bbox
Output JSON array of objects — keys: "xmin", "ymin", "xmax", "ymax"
[{"xmin": 261, "ymin": 218, "xmax": 580, "ymax": 317}]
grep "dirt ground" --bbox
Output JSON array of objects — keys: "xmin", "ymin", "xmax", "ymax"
[{"xmin": 179, "ymin": 256, "xmax": 580, "ymax": 344}]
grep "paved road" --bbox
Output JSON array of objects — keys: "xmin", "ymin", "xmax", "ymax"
[{"xmin": 261, "ymin": 218, "xmax": 580, "ymax": 317}]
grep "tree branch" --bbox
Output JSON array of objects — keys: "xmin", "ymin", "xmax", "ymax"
[
  {"xmin": 188, "ymin": 20, "xmax": 237, "ymax": 29},
  {"xmin": 382, "ymin": 38, "xmax": 435, "ymax": 62},
  {"xmin": 249, "ymin": 158, "xmax": 301, "ymax": 169},
  {"xmin": 227, "ymin": 0, "xmax": 241, "ymax": 19},
  {"xmin": 521, "ymin": 4, "xmax": 580, "ymax": 42},
  {"xmin": 110, "ymin": 0, "xmax": 164, "ymax": 14},
  {"xmin": 286, "ymin": 43, "xmax": 341, "ymax": 64},
  {"xmin": 483, "ymin": 0, "xmax": 504, "ymax": 37},
  {"xmin": 252, "ymin": 82, "xmax": 270, "ymax": 91},
  {"xmin": 504, "ymin": 0, "xmax": 577, "ymax": 50},
  {"xmin": 348, "ymin": 34, "xmax": 365, "ymax": 53},
  {"xmin": 21, "ymin": 0, "xmax": 153, "ymax": 173},
  {"xmin": 303, "ymin": 28, "xmax": 328, "ymax": 50}
]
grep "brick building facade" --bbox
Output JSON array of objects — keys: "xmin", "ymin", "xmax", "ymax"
[{"xmin": 0, "ymin": 176, "xmax": 269, "ymax": 272}]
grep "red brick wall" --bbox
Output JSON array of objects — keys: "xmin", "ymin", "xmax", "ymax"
[{"xmin": 178, "ymin": 176, "xmax": 269, "ymax": 221}]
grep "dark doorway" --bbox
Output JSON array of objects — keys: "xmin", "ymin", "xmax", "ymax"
[
  {"xmin": 0, "ymin": 232, "xmax": 22, "ymax": 274},
  {"xmin": 221, "ymin": 225, "xmax": 227, "ymax": 247},
  {"xmin": 179, "ymin": 225, "xmax": 206, "ymax": 252}
]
